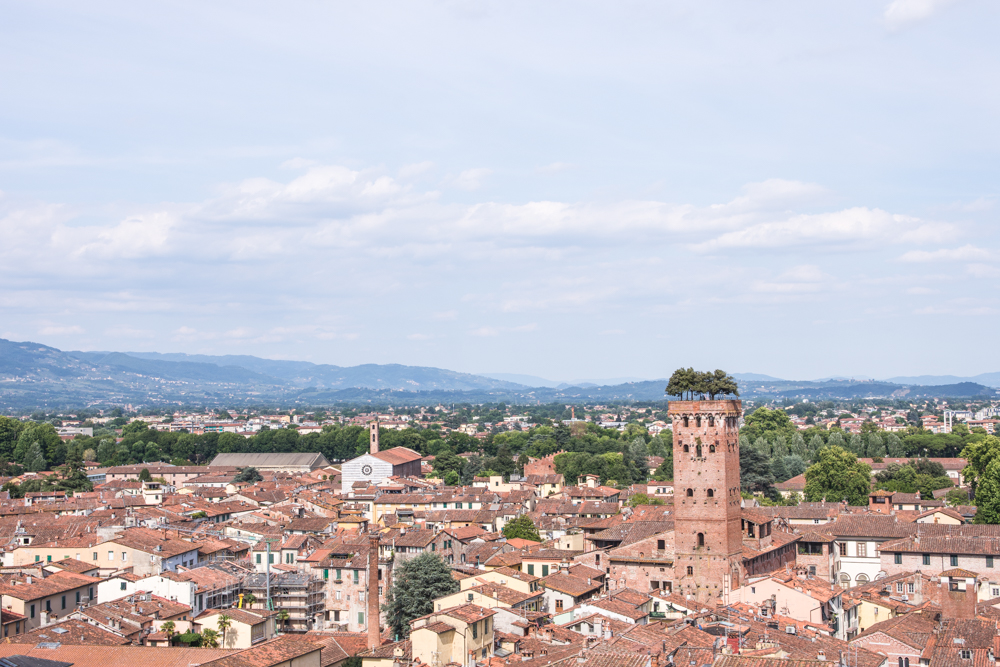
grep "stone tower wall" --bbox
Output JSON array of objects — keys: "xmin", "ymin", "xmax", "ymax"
[{"xmin": 668, "ymin": 399, "xmax": 743, "ymax": 602}]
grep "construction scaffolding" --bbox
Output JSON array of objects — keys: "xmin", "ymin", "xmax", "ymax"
[{"xmin": 243, "ymin": 571, "xmax": 325, "ymax": 632}]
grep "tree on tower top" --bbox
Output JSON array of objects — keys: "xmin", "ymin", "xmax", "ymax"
[{"xmin": 666, "ymin": 368, "xmax": 739, "ymax": 400}]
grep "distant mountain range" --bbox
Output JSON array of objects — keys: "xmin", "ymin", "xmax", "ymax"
[{"xmin": 0, "ymin": 337, "xmax": 997, "ymax": 410}]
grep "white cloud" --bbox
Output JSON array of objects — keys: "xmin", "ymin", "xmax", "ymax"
[
  {"xmin": 399, "ymin": 162, "xmax": 434, "ymax": 178},
  {"xmin": 884, "ymin": 0, "xmax": 958, "ymax": 28},
  {"xmin": 448, "ymin": 168, "xmax": 492, "ymax": 191},
  {"xmin": 898, "ymin": 244, "xmax": 990, "ymax": 262},
  {"xmin": 695, "ymin": 208, "xmax": 947, "ymax": 251}
]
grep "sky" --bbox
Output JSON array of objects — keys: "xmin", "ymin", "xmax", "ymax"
[{"xmin": 1, "ymin": 0, "xmax": 998, "ymax": 383}]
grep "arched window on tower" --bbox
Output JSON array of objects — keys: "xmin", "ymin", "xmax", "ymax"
[
  {"xmin": 683, "ymin": 416, "xmax": 689, "ymax": 427},
  {"xmin": 697, "ymin": 533, "xmax": 705, "ymax": 548},
  {"xmin": 709, "ymin": 445, "xmax": 716, "ymax": 453},
  {"xmin": 686, "ymin": 488, "xmax": 693, "ymax": 497},
  {"xmin": 708, "ymin": 416, "xmax": 714, "ymax": 427},
  {"xmin": 686, "ymin": 566, "xmax": 693, "ymax": 576},
  {"xmin": 707, "ymin": 489, "xmax": 714, "ymax": 498},
  {"xmin": 696, "ymin": 445, "xmax": 702, "ymax": 457},
  {"xmin": 683, "ymin": 444, "xmax": 689, "ymax": 453},
  {"xmin": 695, "ymin": 416, "xmax": 701, "ymax": 427}
]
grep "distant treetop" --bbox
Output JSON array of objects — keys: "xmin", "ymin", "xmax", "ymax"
[{"xmin": 665, "ymin": 368, "xmax": 740, "ymax": 400}]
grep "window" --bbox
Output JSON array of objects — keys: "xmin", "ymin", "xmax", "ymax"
[
  {"xmin": 683, "ymin": 445, "xmax": 689, "ymax": 453},
  {"xmin": 76, "ymin": 592, "xmax": 80, "ymax": 603},
  {"xmin": 686, "ymin": 566, "xmax": 693, "ymax": 576},
  {"xmin": 897, "ymin": 582, "xmax": 904, "ymax": 593},
  {"xmin": 122, "ymin": 552, "xmax": 127, "ymax": 562},
  {"xmin": 988, "ymin": 556, "xmax": 994, "ymax": 568},
  {"xmin": 657, "ymin": 540, "xmax": 665, "ymax": 550},
  {"xmin": 61, "ymin": 595, "xmax": 66, "ymax": 610},
  {"xmin": 686, "ymin": 488, "xmax": 693, "ymax": 497},
  {"xmin": 856, "ymin": 542, "xmax": 867, "ymax": 558},
  {"xmin": 894, "ymin": 553, "xmax": 902, "ymax": 564},
  {"xmin": 47, "ymin": 555, "xmax": 52, "ymax": 562},
  {"xmin": 960, "ymin": 650, "xmax": 972, "ymax": 660},
  {"xmin": 358, "ymin": 612, "xmax": 365, "ymax": 626},
  {"xmin": 89, "ymin": 587, "xmax": 93, "ymax": 600},
  {"xmin": 108, "ymin": 551, "xmax": 114, "ymax": 561},
  {"xmin": 268, "ymin": 554, "xmax": 274, "ymax": 564},
  {"xmin": 482, "ymin": 648, "xmax": 488, "ymax": 659},
  {"xmin": 542, "ymin": 565, "xmax": 549, "ymax": 577},
  {"xmin": 839, "ymin": 543, "xmax": 847, "ymax": 556},
  {"xmin": 324, "ymin": 569, "xmax": 329, "ymax": 580},
  {"xmin": 353, "ymin": 570, "xmax": 360, "ymax": 584},
  {"xmin": 809, "ymin": 566, "xmax": 816, "ymax": 576},
  {"xmin": 697, "ymin": 533, "xmax": 705, "ymax": 548},
  {"xmin": 747, "ymin": 524, "xmax": 755, "ymax": 538},
  {"xmin": 923, "ymin": 554, "xmax": 931, "ymax": 565},
  {"xmin": 34, "ymin": 556, "xmax": 39, "ymax": 562},
  {"xmin": 951, "ymin": 555, "xmax": 959, "ymax": 567},
  {"xmin": 555, "ymin": 599, "xmax": 563, "ymax": 611},
  {"xmin": 472, "ymin": 621, "xmax": 478, "ymax": 639},
  {"xmin": 908, "ymin": 583, "xmax": 914, "ymax": 593},
  {"xmin": 707, "ymin": 489, "xmax": 714, "ymax": 498},
  {"xmin": 336, "ymin": 569, "xmax": 342, "ymax": 580},
  {"xmin": 333, "ymin": 611, "xmax": 340, "ymax": 622},
  {"xmin": 46, "ymin": 601, "xmax": 51, "ymax": 612},
  {"xmin": 336, "ymin": 590, "xmax": 341, "ymax": 600},
  {"xmin": 798, "ymin": 543, "xmax": 822, "ymax": 555},
  {"xmin": 30, "ymin": 605, "xmax": 35, "ymax": 619},
  {"xmin": 121, "ymin": 581, "xmax": 127, "ymax": 591}
]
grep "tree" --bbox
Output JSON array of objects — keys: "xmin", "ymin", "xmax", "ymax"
[
  {"xmin": 234, "ymin": 467, "xmax": 263, "ymax": 483},
  {"xmin": 666, "ymin": 367, "xmax": 699, "ymax": 399},
  {"xmin": 627, "ymin": 493, "xmax": 665, "ymax": 507},
  {"xmin": 804, "ymin": 447, "xmax": 872, "ymax": 506},
  {"xmin": 432, "ymin": 450, "xmax": 465, "ymax": 478},
  {"xmin": 443, "ymin": 470, "xmax": 460, "ymax": 486},
  {"xmin": 502, "ymin": 515, "xmax": 541, "ymax": 541},
  {"xmin": 200, "ymin": 628, "xmax": 220, "ymax": 648},
  {"xmin": 243, "ymin": 592, "xmax": 257, "ymax": 609},
  {"xmin": 783, "ymin": 455, "xmax": 807, "ymax": 479},
  {"xmin": 26, "ymin": 442, "xmax": 47, "ymax": 472},
  {"xmin": 945, "ymin": 488, "xmax": 970, "ymax": 507},
  {"xmin": 740, "ymin": 447, "xmax": 776, "ymax": 496},
  {"xmin": 974, "ymin": 457, "xmax": 1000, "ymax": 524},
  {"xmin": 160, "ymin": 621, "xmax": 176, "ymax": 644},
  {"xmin": 704, "ymin": 369, "xmax": 739, "ymax": 399},
  {"xmin": 277, "ymin": 609, "xmax": 290, "ymax": 632},
  {"xmin": 383, "ymin": 552, "xmax": 459, "ymax": 639},
  {"xmin": 741, "ymin": 408, "xmax": 795, "ymax": 445},
  {"xmin": 217, "ymin": 614, "xmax": 232, "ymax": 648},
  {"xmin": 139, "ymin": 468, "xmax": 152, "ymax": 482}
]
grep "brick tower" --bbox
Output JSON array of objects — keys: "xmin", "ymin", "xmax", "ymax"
[{"xmin": 668, "ymin": 399, "xmax": 743, "ymax": 603}]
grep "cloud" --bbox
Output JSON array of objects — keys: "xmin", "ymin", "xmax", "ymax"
[
  {"xmin": 38, "ymin": 325, "xmax": 84, "ymax": 336},
  {"xmin": 105, "ymin": 327, "xmax": 156, "ymax": 339},
  {"xmin": 469, "ymin": 323, "xmax": 536, "ymax": 337},
  {"xmin": 695, "ymin": 208, "xmax": 948, "ymax": 251},
  {"xmin": 399, "ymin": 162, "xmax": 434, "ymax": 178},
  {"xmin": 884, "ymin": 0, "xmax": 958, "ymax": 28},
  {"xmin": 751, "ymin": 265, "xmax": 831, "ymax": 294},
  {"xmin": 280, "ymin": 157, "xmax": 322, "ymax": 170},
  {"xmin": 448, "ymin": 168, "xmax": 492, "ymax": 191},
  {"xmin": 407, "ymin": 333, "xmax": 432, "ymax": 340},
  {"xmin": 898, "ymin": 244, "xmax": 990, "ymax": 262}
]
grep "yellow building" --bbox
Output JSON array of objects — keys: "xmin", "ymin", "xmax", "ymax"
[
  {"xmin": 195, "ymin": 608, "xmax": 278, "ymax": 649},
  {"xmin": 436, "ymin": 583, "xmax": 542, "ymax": 612},
  {"xmin": 459, "ymin": 566, "xmax": 540, "ymax": 596},
  {"xmin": 410, "ymin": 604, "xmax": 496, "ymax": 666}
]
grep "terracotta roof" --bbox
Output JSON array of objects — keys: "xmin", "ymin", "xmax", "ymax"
[
  {"xmin": 540, "ymin": 572, "xmax": 601, "ymax": 597},
  {"xmin": 371, "ymin": 447, "xmax": 423, "ymax": 465},
  {"xmin": 7, "ymin": 618, "xmax": 131, "ymax": 646},
  {"xmin": 0, "ymin": 644, "xmax": 235, "ymax": 667},
  {"xmin": 199, "ymin": 635, "xmax": 321, "ymax": 667},
  {"xmin": 440, "ymin": 604, "xmax": 497, "ymax": 623}
]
